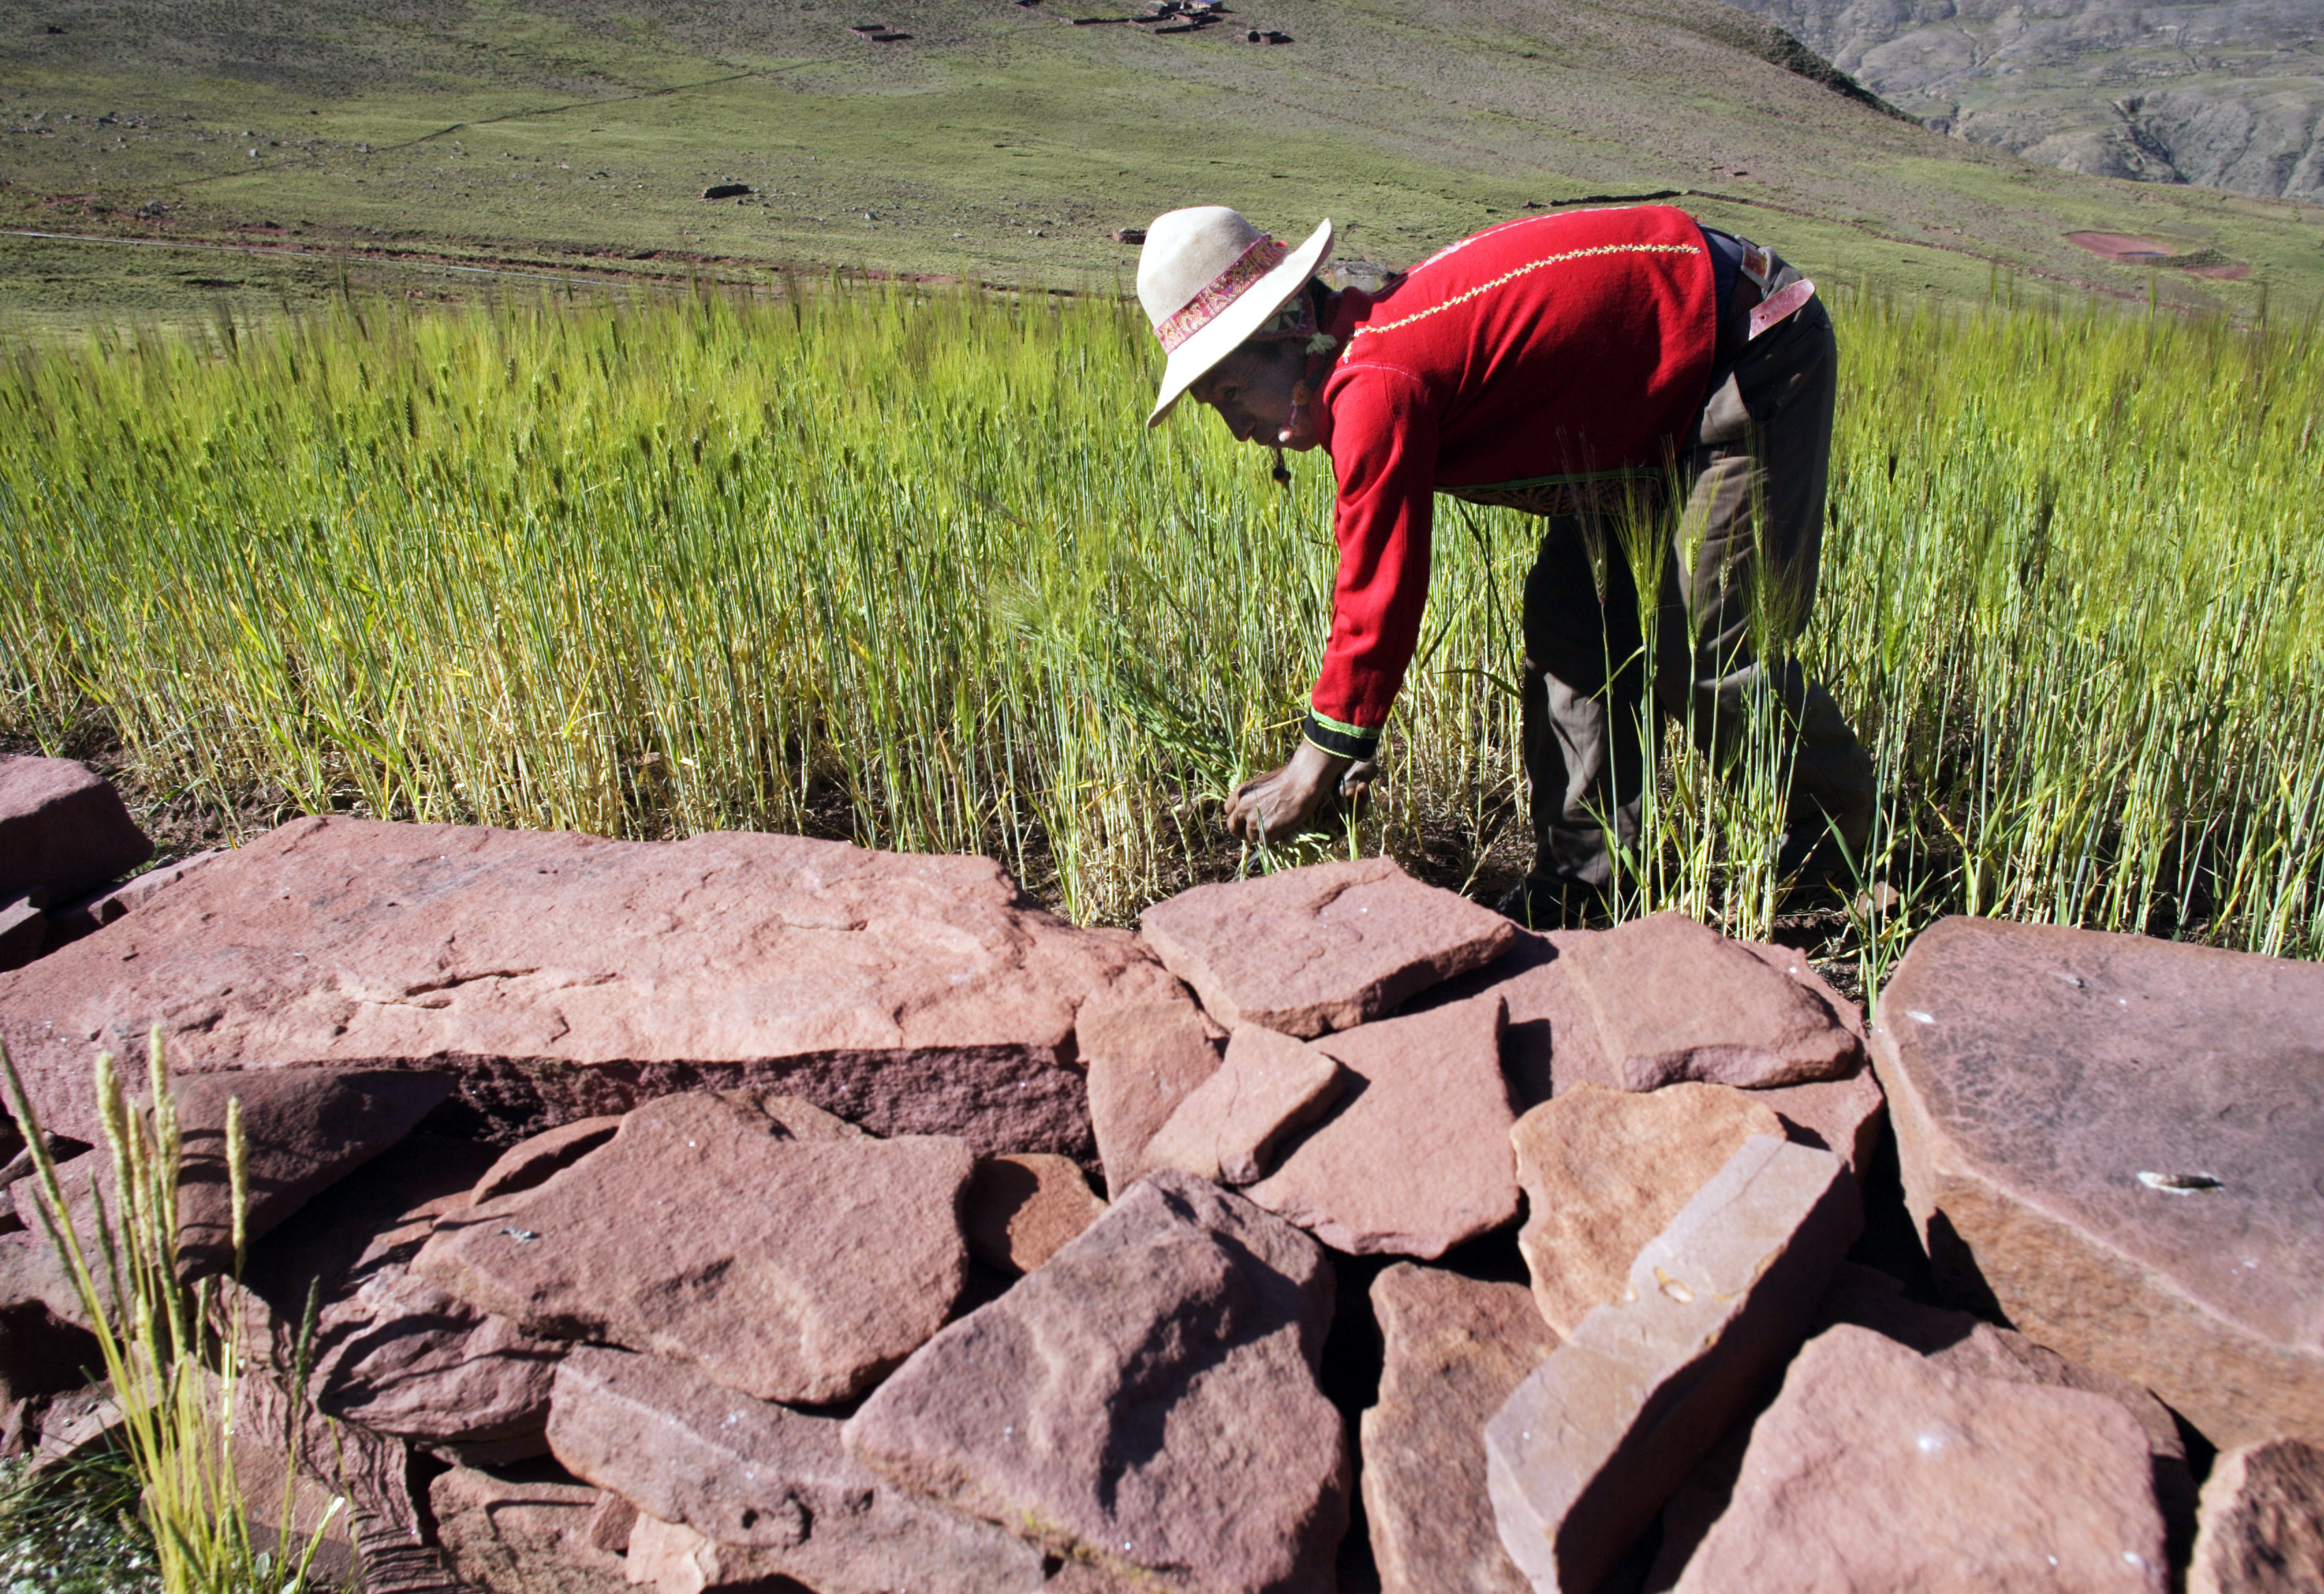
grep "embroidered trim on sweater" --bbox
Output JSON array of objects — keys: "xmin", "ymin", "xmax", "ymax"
[{"xmin": 1347, "ymin": 242, "xmax": 1702, "ymax": 346}]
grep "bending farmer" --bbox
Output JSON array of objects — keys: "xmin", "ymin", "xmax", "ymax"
[{"xmin": 1135, "ymin": 203, "xmax": 1875, "ymax": 925}]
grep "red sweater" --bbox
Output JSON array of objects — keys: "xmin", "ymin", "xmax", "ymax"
[{"xmin": 1301, "ymin": 205, "xmax": 1718, "ymax": 758}]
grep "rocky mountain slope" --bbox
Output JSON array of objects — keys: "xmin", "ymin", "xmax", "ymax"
[{"xmin": 1726, "ymin": 0, "xmax": 2324, "ymax": 200}]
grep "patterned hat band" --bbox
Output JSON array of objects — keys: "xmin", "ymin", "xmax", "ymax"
[{"xmin": 1154, "ymin": 235, "xmax": 1291, "ymax": 352}]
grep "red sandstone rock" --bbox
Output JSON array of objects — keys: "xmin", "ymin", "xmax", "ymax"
[
  {"xmin": 622, "ymin": 1512, "xmax": 786, "ymax": 1594},
  {"xmin": 1422, "ymin": 929, "xmax": 1864, "ymax": 1114},
  {"xmin": 547, "ymin": 1344, "xmax": 1047, "ymax": 1592},
  {"xmin": 961, "ymin": 1153, "xmax": 1107, "ymax": 1274},
  {"xmin": 1511, "ymin": 1083, "xmax": 1784, "ymax": 1338},
  {"xmin": 1142, "ymin": 1024, "xmax": 1344, "ymax": 1186},
  {"xmin": 1561, "ymin": 912, "xmax": 1860, "ymax": 1090},
  {"xmin": 1653, "ymin": 1262, "xmax": 2199, "ymax": 1587},
  {"xmin": 469, "ymin": 1117, "xmax": 626, "ymax": 1207},
  {"xmin": 1749, "ymin": 1065, "xmax": 1885, "ymax": 1177},
  {"xmin": 230, "ymin": 1358, "xmax": 465, "ymax": 1593},
  {"xmin": 7, "ymin": 1065, "xmax": 451, "ymax": 1281},
  {"xmin": 843, "ymin": 1169, "xmax": 1348, "ymax": 1594},
  {"xmin": 245, "ymin": 1136, "xmax": 563, "ymax": 1462},
  {"xmin": 419, "ymin": 1092, "xmax": 973, "ymax": 1404},
  {"xmin": 1080, "ymin": 971, "xmax": 1224, "ymax": 1196},
  {"xmin": 2189, "ymin": 1437, "xmax": 2324, "ymax": 1594},
  {"xmin": 0, "ymin": 816, "xmax": 1155, "ymax": 1156},
  {"xmin": 1669, "ymin": 1326, "xmax": 2167, "ymax": 1593},
  {"xmin": 1873, "ymin": 915, "xmax": 2324, "ymax": 1448},
  {"xmin": 1740, "ymin": 942, "xmax": 1865, "ymax": 1041},
  {"xmin": 45, "ymin": 848, "xmax": 225, "ymax": 945},
  {"xmin": 1484, "ymin": 1136, "xmax": 1859, "ymax": 1594},
  {"xmin": 0, "ymin": 897, "xmax": 42, "ymax": 975},
  {"xmin": 1245, "ymin": 993, "xmax": 1517, "ymax": 1258},
  {"xmin": 0, "ymin": 1294, "xmax": 96, "ymax": 1410},
  {"xmin": 428, "ymin": 1464, "xmax": 628, "ymax": 1594},
  {"xmin": 174, "ymin": 1067, "xmax": 452, "ymax": 1274},
  {"xmin": 0, "ymin": 756, "xmax": 151, "ymax": 907},
  {"xmin": 1137, "ymin": 856, "xmax": 1514, "ymax": 1037},
  {"xmin": 1362, "ymin": 1265, "xmax": 1558, "ymax": 1594}
]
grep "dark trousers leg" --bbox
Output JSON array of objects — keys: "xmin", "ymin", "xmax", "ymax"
[
  {"xmin": 1669, "ymin": 287, "xmax": 1872, "ymax": 868},
  {"xmin": 1519, "ymin": 514, "xmax": 1648, "ymax": 894},
  {"xmin": 1518, "ymin": 265, "xmax": 1874, "ymax": 893}
]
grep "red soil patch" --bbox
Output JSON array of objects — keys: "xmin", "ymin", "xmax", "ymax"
[
  {"xmin": 2065, "ymin": 232, "xmax": 2178, "ymax": 262},
  {"xmin": 2064, "ymin": 232, "xmax": 2248, "ymax": 280}
]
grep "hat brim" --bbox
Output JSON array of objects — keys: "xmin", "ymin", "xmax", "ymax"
[{"xmin": 1146, "ymin": 218, "xmax": 1336, "ymax": 428}]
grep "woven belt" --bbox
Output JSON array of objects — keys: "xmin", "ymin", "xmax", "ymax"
[{"xmin": 1734, "ymin": 240, "xmax": 1816, "ymax": 341}]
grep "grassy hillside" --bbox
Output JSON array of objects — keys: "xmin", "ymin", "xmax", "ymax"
[{"xmin": 3, "ymin": 0, "xmax": 2320, "ymax": 322}]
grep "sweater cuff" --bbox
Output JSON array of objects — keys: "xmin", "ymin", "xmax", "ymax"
[{"xmin": 1302, "ymin": 711, "xmax": 1382, "ymax": 761}]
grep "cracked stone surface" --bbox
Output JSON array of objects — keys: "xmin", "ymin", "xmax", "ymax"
[
  {"xmin": 1137, "ymin": 856, "xmax": 1515, "ymax": 1037},
  {"xmin": 1512, "ymin": 1082, "xmax": 1785, "ymax": 1339},
  {"xmin": 417, "ymin": 1091, "xmax": 973, "ymax": 1404},
  {"xmin": 843, "ymin": 1169, "xmax": 1348, "ymax": 1594},
  {"xmin": 548, "ymin": 1344, "xmax": 1047, "ymax": 1593},
  {"xmin": 0, "ymin": 815, "xmax": 1159, "ymax": 1156},
  {"xmin": 1670, "ymin": 1326, "xmax": 2167, "ymax": 1594},
  {"xmin": 1244, "ymin": 992, "xmax": 1518, "ymax": 1258},
  {"xmin": 1874, "ymin": 915, "xmax": 2324, "ymax": 1448},
  {"xmin": 0, "ymin": 755, "xmax": 151, "ymax": 907}
]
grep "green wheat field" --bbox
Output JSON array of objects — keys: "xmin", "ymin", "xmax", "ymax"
[{"xmin": 3, "ymin": 283, "xmax": 2320, "ymax": 980}]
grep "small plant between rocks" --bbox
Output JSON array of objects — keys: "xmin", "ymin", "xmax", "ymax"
[{"xmin": 0, "ymin": 1031, "xmax": 349, "ymax": 1594}]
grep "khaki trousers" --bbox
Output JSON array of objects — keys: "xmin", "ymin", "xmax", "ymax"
[{"xmin": 1517, "ymin": 262, "xmax": 1873, "ymax": 892}]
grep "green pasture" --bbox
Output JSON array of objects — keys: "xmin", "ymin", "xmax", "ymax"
[{"xmin": 2, "ymin": 283, "xmax": 2319, "ymax": 970}]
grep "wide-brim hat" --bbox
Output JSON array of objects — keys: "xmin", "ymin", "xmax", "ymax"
[{"xmin": 1137, "ymin": 206, "xmax": 1335, "ymax": 427}]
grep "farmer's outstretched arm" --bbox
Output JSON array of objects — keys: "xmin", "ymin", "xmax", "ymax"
[{"xmin": 1226, "ymin": 369, "xmax": 1437, "ymax": 839}]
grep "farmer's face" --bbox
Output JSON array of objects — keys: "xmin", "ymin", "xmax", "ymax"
[{"xmin": 1189, "ymin": 344, "xmax": 1320, "ymax": 451}]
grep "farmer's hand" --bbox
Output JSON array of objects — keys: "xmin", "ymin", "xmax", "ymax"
[{"xmin": 1224, "ymin": 741, "xmax": 1377, "ymax": 841}]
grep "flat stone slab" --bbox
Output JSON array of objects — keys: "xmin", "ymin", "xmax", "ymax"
[
  {"xmin": 0, "ymin": 816, "xmax": 1157, "ymax": 1156},
  {"xmin": 1560, "ymin": 912, "xmax": 1861, "ymax": 1091},
  {"xmin": 172, "ymin": 1066, "xmax": 452, "ymax": 1276},
  {"xmin": 1873, "ymin": 915, "xmax": 2324, "ymax": 1447},
  {"xmin": 1245, "ymin": 992, "xmax": 1517, "ymax": 1258},
  {"xmin": 46, "ymin": 848, "xmax": 225, "ymax": 946},
  {"xmin": 1511, "ymin": 1082, "xmax": 1784, "ymax": 1339},
  {"xmin": 418, "ymin": 1091, "xmax": 973, "ymax": 1404},
  {"xmin": 1362, "ymin": 1264, "xmax": 1558, "ymax": 1594},
  {"xmin": 0, "ymin": 755, "xmax": 151, "ymax": 907},
  {"xmin": 1670, "ymin": 1326, "xmax": 2166, "ymax": 1594},
  {"xmin": 1486, "ymin": 1136, "xmax": 1859, "ymax": 1594},
  {"xmin": 1142, "ymin": 1023, "xmax": 1344, "ymax": 1186},
  {"xmin": 1137, "ymin": 856, "xmax": 1515, "ymax": 1037},
  {"xmin": 1080, "ymin": 972, "xmax": 1224, "ymax": 1196},
  {"xmin": 1420, "ymin": 929, "xmax": 1864, "ymax": 1113},
  {"xmin": 962, "ymin": 1152, "xmax": 1107, "ymax": 1274},
  {"xmin": 844, "ymin": 1169, "xmax": 1348, "ymax": 1594},
  {"xmin": 2191, "ymin": 1438, "xmax": 2324, "ymax": 1594},
  {"xmin": 547, "ymin": 1345, "xmax": 1046, "ymax": 1593}
]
